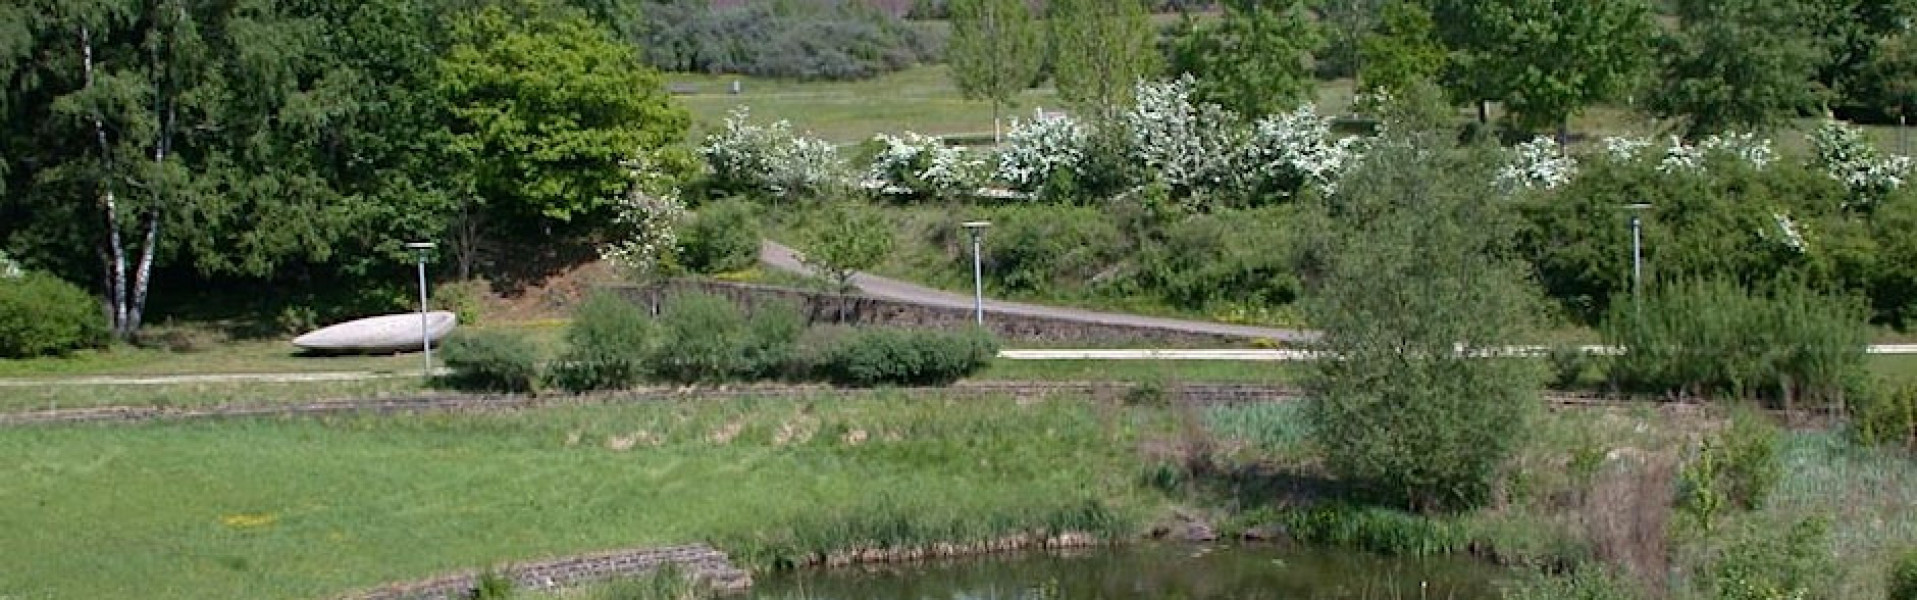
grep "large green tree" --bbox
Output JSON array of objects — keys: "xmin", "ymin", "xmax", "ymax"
[
  {"xmin": 1426, "ymin": 0, "xmax": 1653, "ymax": 132},
  {"xmin": 1048, "ymin": 0, "xmax": 1159, "ymax": 121},
  {"xmin": 1, "ymin": 0, "xmax": 378, "ymax": 337},
  {"xmin": 1313, "ymin": 0, "xmax": 1389, "ymax": 79},
  {"xmin": 947, "ymin": 0, "xmax": 1043, "ymax": 141},
  {"xmin": 435, "ymin": 2, "xmax": 691, "ymax": 273},
  {"xmin": 1167, "ymin": 0, "xmax": 1319, "ymax": 117},
  {"xmin": 1651, "ymin": 0, "xmax": 1828, "ymax": 137}
]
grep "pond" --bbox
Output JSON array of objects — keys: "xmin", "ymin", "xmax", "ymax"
[{"xmin": 750, "ymin": 544, "xmax": 1508, "ymax": 599}]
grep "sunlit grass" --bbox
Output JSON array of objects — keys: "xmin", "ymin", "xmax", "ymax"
[{"xmin": 0, "ymin": 392, "xmax": 1169, "ymax": 599}]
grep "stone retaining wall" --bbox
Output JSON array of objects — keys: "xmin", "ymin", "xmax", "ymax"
[
  {"xmin": 345, "ymin": 544, "xmax": 749, "ymax": 600},
  {"xmin": 611, "ymin": 279, "xmax": 1248, "ymax": 346}
]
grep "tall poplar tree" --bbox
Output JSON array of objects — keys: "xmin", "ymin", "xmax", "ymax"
[
  {"xmin": 1048, "ymin": 0, "xmax": 1159, "ymax": 121},
  {"xmin": 947, "ymin": 0, "xmax": 1042, "ymax": 140}
]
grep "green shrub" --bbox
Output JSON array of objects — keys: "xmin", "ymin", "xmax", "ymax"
[
  {"xmin": 1680, "ymin": 409, "xmax": 1783, "ymax": 531},
  {"xmin": 550, "ymin": 292, "xmax": 653, "ymax": 393},
  {"xmin": 1701, "ymin": 517, "xmax": 1832, "ymax": 600},
  {"xmin": 680, "ymin": 199, "xmax": 761, "ymax": 274},
  {"xmin": 0, "ymin": 272, "xmax": 109, "ymax": 357},
  {"xmin": 815, "ymin": 327, "xmax": 998, "ymax": 387},
  {"xmin": 1502, "ymin": 568, "xmax": 1644, "ymax": 600},
  {"xmin": 1891, "ymin": 547, "xmax": 1917, "ymax": 600},
  {"xmin": 1604, "ymin": 279, "xmax": 1870, "ymax": 409},
  {"xmin": 471, "ymin": 568, "xmax": 514, "ymax": 599},
  {"xmin": 432, "ymin": 279, "xmax": 488, "ymax": 328},
  {"xmin": 1548, "ymin": 344, "xmax": 1597, "ymax": 389},
  {"xmin": 1855, "ymin": 379, "xmax": 1917, "ymax": 450},
  {"xmin": 438, "ymin": 331, "xmax": 540, "ymax": 393},
  {"xmin": 649, "ymin": 292, "xmax": 801, "ymax": 383},
  {"xmin": 983, "ymin": 205, "xmax": 1126, "ymax": 294},
  {"xmin": 1278, "ymin": 504, "xmax": 1469, "ymax": 557}
]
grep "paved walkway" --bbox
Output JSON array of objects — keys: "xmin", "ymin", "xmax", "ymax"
[{"xmin": 759, "ymin": 240, "xmax": 1317, "ymax": 342}]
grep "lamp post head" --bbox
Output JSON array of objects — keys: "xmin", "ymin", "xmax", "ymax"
[
  {"xmin": 404, "ymin": 241, "xmax": 436, "ymax": 251},
  {"xmin": 961, "ymin": 221, "xmax": 991, "ymax": 230},
  {"xmin": 1623, "ymin": 203, "xmax": 1654, "ymax": 211}
]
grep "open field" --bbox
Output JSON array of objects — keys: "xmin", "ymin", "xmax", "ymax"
[{"xmin": 0, "ymin": 393, "xmax": 1165, "ymax": 599}]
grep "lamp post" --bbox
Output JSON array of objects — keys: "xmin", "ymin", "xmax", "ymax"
[
  {"xmin": 1623, "ymin": 204, "xmax": 1653, "ymax": 318},
  {"xmin": 404, "ymin": 242, "xmax": 436, "ymax": 379},
  {"xmin": 961, "ymin": 221, "xmax": 991, "ymax": 326}
]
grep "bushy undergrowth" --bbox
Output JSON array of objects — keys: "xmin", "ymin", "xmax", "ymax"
[
  {"xmin": 550, "ymin": 292, "xmax": 654, "ymax": 392},
  {"xmin": 0, "ymin": 272, "xmax": 108, "ymax": 357},
  {"xmin": 439, "ymin": 331, "xmax": 541, "ymax": 393},
  {"xmin": 678, "ymin": 199, "xmax": 761, "ymax": 275},
  {"xmin": 1278, "ymin": 504, "xmax": 1471, "ymax": 557},
  {"xmin": 1604, "ymin": 279, "xmax": 1870, "ymax": 408},
  {"xmin": 1679, "ymin": 409, "xmax": 1783, "ymax": 531},
  {"xmin": 648, "ymin": 292, "xmax": 802, "ymax": 383},
  {"xmin": 814, "ymin": 327, "xmax": 997, "ymax": 387},
  {"xmin": 1893, "ymin": 547, "xmax": 1917, "ymax": 600},
  {"xmin": 1501, "ymin": 568, "xmax": 1644, "ymax": 600},
  {"xmin": 1855, "ymin": 379, "xmax": 1917, "ymax": 450}
]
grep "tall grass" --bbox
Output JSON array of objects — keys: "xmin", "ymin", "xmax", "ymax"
[
  {"xmin": 1763, "ymin": 432, "xmax": 1917, "ymax": 599},
  {"xmin": 0, "ymin": 392, "xmax": 1168, "ymax": 599}
]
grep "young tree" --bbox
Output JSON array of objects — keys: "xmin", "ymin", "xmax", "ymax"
[
  {"xmin": 1167, "ymin": 0, "xmax": 1319, "ymax": 118},
  {"xmin": 1048, "ymin": 0, "xmax": 1160, "ymax": 121},
  {"xmin": 435, "ymin": 2, "xmax": 691, "ymax": 269},
  {"xmin": 1299, "ymin": 127, "xmax": 1547, "ymax": 512},
  {"xmin": 1313, "ymin": 0, "xmax": 1390, "ymax": 79},
  {"xmin": 800, "ymin": 197, "xmax": 894, "ymax": 293},
  {"xmin": 1651, "ymin": 0, "xmax": 1827, "ymax": 137},
  {"xmin": 1357, "ymin": 1, "xmax": 1445, "ymax": 104},
  {"xmin": 947, "ymin": 0, "xmax": 1043, "ymax": 141}
]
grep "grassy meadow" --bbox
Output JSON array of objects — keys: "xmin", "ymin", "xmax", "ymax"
[{"xmin": 0, "ymin": 392, "xmax": 1167, "ymax": 599}]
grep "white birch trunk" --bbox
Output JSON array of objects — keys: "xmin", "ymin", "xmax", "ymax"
[{"xmin": 82, "ymin": 26, "xmax": 132, "ymax": 336}]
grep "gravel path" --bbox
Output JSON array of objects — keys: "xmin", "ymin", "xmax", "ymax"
[{"xmin": 759, "ymin": 240, "xmax": 1317, "ymax": 342}]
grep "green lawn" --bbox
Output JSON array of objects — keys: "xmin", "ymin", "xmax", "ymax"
[
  {"xmin": 0, "ymin": 378, "xmax": 430, "ymax": 414},
  {"xmin": 0, "ymin": 393, "xmax": 1168, "ymax": 599}
]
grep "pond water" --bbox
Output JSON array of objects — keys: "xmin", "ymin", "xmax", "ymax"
[{"xmin": 750, "ymin": 544, "xmax": 1508, "ymax": 600}]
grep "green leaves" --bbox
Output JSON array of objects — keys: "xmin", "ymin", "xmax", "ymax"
[
  {"xmin": 946, "ymin": 0, "xmax": 1043, "ymax": 127},
  {"xmin": 1048, "ymin": 0, "xmax": 1159, "ymax": 120},
  {"xmin": 1167, "ymin": 0, "xmax": 1319, "ymax": 118},
  {"xmin": 435, "ymin": 2, "xmax": 690, "ymax": 224}
]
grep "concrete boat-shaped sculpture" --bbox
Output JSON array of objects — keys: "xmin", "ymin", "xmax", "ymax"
[{"xmin": 292, "ymin": 311, "xmax": 458, "ymax": 354}]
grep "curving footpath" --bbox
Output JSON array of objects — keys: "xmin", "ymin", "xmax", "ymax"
[{"xmin": 759, "ymin": 240, "xmax": 1318, "ymax": 343}]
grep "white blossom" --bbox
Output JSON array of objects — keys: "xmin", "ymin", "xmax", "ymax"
[
  {"xmin": 1766, "ymin": 211, "xmax": 1808, "ymax": 254},
  {"xmin": 1601, "ymin": 136, "xmax": 1654, "ymax": 162},
  {"xmin": 994, "ymin": 110, "xmax": 1089, "ymax": 193},
  {"xmin": 1658, "ymin": 136, "xmax": 1707, "ymax": 174},
  {"xmin": 1244, "ymin": 104, "xmax": 1364, "ymax": 196},
  {"xmin": 1497, "ymin": 136, "xmax": 1577, "ymax": 190},
  {"xmin": 701, "ymin": 107, "xmax": 845, "ymax": 196},
  {"xmin": 1125, "ymin": 76, "xmax": 1245, "ymax": 200},
  {"xmin": 0, "ymin": 250, "xmax": 19, "ymax": 279},
  {"xmin": 1809, "ymin": 119, "xmax": 1913, "ymax": 208},
  {"xmin": 600, "ymin": 157, "xmax": 685, "ymax": 276},
  {"xmin": 1698, "ymin": 131, "xmax": 1775, "ymax": 170},
  {"xmin": 863, "ymin": 131, "xmax": 985, "ymax": 200}
]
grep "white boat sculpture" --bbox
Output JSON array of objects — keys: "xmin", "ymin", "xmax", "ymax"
[{"xmin": 292, "ymin": 311, "xmax": 458, "ymax": 354}]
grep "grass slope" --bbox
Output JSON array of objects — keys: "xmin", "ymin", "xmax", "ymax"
[{"xmin": 0, "ymin": 393, "xmax": 1167, "ymax": 599}]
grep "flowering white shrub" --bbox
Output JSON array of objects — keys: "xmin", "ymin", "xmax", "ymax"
[
  {"xmin": 1601, "ymin": 136, "xmax": 1654, "ymax": 162},
  {"xmin": 862, "ymin": 131, "xmax": 985, "ymax": 200},
  {"xmin": 701, "ymin": 107, "xmax": 844, "ymax": 196},
  {"xmin": 600, "ymin": 158, "xmax": 685, "ymax": 277},
  {"xmin": 1497, "ymin": 136, "xmax": 1577, "ymax": 190},
  {"xmin": 1125, "ymin": 76, "xmax": 1245, "ymax": 199},
  {"xmin": 1654, "ymin": 133, "xmax": 1773, "ymax": 174},
  {"xmin": 1243, "ymin": 105, "xmax": 1364, "ymax": 197},
  {"xmin": 1764, "ymin": 211, "xmax": 1809, "ymax": 254},
  {"xmin": 0, "ymin": 250, "xmax": 19, "ymax": 279},
  {"xmin": 994, "ymin": 110, "xmax": 1089, "ymax": 193},
  {"xmin": 1809, "ymin": 119, "xmax": 1913, "ymax": 208}
]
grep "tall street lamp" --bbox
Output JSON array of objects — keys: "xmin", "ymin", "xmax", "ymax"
[
  {"xmin": 404, "ymin": 241, "xmax": 436, "ymax": 379},
  {"xmin": 1623, "ymin": 203, "xmax": 1653, "ymax": 318},
  {"xmin": 961, "ymin": 221, "xmax": 991, "ymax": 326}
]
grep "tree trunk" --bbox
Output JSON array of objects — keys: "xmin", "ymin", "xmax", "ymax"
[
  {"xmin": 82, "ymin": 26, "xmax": 131, "ymax": 336},
  {"xmin": 1477, "ymin": 100, "xmax": 1490, "ymax": 124}
]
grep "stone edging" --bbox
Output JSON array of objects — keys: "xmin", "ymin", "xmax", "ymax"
[
  {"xmin": 0, "ymin": 382, "xmax": 1308, "ymax": 427},
  {"xmin": 341, "ymin": 544, "xmax": 750, "ymax": 600}
]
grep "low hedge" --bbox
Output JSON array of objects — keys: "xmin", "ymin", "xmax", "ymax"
[
  {"xmin": 438, "ymin": 330, "xmax": 541, "ymax": 393},
  {"xmin": 814, "ymin": 327, "xmax": 997, "ymax": 387}
]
